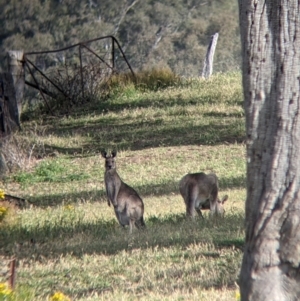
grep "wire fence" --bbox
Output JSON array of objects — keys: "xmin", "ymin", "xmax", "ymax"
[{"xmin": 0, "ymin": 35, "xmax": 241, "ymax": 113}]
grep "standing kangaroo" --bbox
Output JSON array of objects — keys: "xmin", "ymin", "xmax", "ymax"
[
  {"xmin": 179, "ymin": 172, "xmax": 228, "ymax": 218},
  {"xmin": 101, "ymin": 150, "xmax": 146, "ymax": 233}
]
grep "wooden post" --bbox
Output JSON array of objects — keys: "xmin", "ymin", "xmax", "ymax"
[
  {"xmin": 7, "ymin": 50, "xmax": 25, "ymax": 126},
  {"xmin": 201, "ymin": 33, "xmax": 219, "ymax": 79},
  {"xmin": 8, "ymin": 257, "xmax": 17, "ymax": 290},
  {"xmin": 0, "ymin": 150, "xmax": 7, "ymax": 179},
  {"xmin": 0, "ymin": 51, "xmax": 24, "ymax": 179}
]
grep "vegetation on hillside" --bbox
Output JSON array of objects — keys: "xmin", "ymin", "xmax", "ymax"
[{"xmin": 0, "ymin": 0, "xmax": 240, "ymax": 76}]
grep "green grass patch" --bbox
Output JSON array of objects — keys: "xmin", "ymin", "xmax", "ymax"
[{"xmin": 13, "ymin": 158, "xmax": 90, "ymax": 187}]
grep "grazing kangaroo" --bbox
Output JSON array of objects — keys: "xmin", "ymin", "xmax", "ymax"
[
  {"xmin": 179, "ymin": 172, "xmax": 228, "ymax": 218},
  {"xmin": 101, "ymin": 150, "xmax": 146, "ymax": 233}
]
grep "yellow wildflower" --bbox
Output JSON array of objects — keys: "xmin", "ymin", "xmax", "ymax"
[
  {"xmin": 0, "ymin": 282, "xmax": 13, "ymax": 296},
  {"xmin": 235, "ymin": 290, "xmax": 241, "ymax": 300},
  {"xmin": 0, "ymin": 206, "xmax": 8, "ymax": 214},
  {"xmin": 0, "ymin": 189, "xmax": 5, "ymax": 200},
  {"xmin": 64, "ymin": 205, "xmax": 74, "ymax": 211},
  {"xmin": 49, "ymin": 291, "xmax": 71, "ymax": 301},
  {"xmin": 0, "ymin": 206, "xmax": 8, "ymax": 222}
]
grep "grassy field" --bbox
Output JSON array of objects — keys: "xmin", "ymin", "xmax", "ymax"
[{"xmin": 0, "ymin": 72, "xmax": 246, "ymax": 301}]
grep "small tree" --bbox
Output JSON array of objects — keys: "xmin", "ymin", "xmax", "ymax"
[{"xmin": 239, "ymin": 1, "xmax": 300, "ymax": 300}]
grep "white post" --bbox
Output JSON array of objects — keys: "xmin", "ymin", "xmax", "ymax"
[
  {"xmin": 7, "ymin": 50, "xmax": 24, "ymax": 126},
  {"xmin": 201, "ymin": 33, "xmax": 219, "ymax": 79}
]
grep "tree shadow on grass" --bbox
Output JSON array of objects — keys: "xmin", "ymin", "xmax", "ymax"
[
  {"xmin": 63, "ymin": 95, "xmax": 239, "ymax": 118},
  {"xmin": 0, "ymin": 212, "xmax": 245, "ymax": 298},
  {"xmin": 0, "ymin": 212, "xmax": 245, "ymax": 260},
  {"xmin": 203, "ymin": 111, "xmax": 245, "ymax": 118},
  {"xmin": 23, "ymin": 174, "xmax": 246, "ymax": 208},
  {"xmin": 39, "ymin": 117, "xmax": 245, "ymax": 157}
]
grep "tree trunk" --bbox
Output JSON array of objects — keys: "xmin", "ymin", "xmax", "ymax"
[{"xmin": 239, "ymin": 1, "xmax": 300, "ymax": 300}]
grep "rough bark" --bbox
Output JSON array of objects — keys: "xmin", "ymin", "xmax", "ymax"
[
  {"xmin": 239, "ymin": 1, "xmax": 300, "ymax": 300},
  {"xmin": 0, "ymin": 72, "xmax": 20, "ymax": 132}
]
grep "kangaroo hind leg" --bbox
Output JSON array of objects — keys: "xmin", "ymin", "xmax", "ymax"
[
  {"xmin": 186, "ymin": 195, "xmax": 196, "ymax": 218},
  {"xmin": 195, "ymin": 207, "xmax": 204, "ymax": 218}
]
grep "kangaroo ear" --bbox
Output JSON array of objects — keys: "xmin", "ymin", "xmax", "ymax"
[
  {"xmin": 221, "ymin": 195, "xmax": 228, "ymax": 204},
  {"xmin": 101, "ymin": 150, "xmax": 107, "ymax": 158},
  {"xmin": 111, "ymin": 150, "xmax": 117, "ymax": 158}
]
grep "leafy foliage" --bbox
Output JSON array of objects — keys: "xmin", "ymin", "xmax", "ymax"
[{"xmin": 0, "ymin": 0, "xmax": 240, "ymax": 76}]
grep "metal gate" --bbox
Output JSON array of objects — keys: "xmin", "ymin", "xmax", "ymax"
[{"xmin": 23, "ymin": 35, "xmax": 135, "ymax": 113}]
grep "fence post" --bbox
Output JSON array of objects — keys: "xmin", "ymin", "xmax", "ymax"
[
  {"xmin": 111, "ymin": 37, "xmax": 115, "ymax": 71},
  {"xmin": 7, "ymin": 51, "xmax": 25, "ymax": 125},
  {"xmin": 0, "ymin": 145, "xmax": 7, "ymax": 179},
  {"xmin": 8, "ymin": 257, "xmax": 17, "ymax": 290},
  {"xmin": 0, "ymin": 51, "xmax": 24, "ymax": 179},
  {"xmin": 201, "ymin": 33, "xmax": 219, "ymax": 79}
]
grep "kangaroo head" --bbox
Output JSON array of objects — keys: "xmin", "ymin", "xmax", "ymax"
[
  {"xmin": 215, "ymin": 194, "xmax": 229, "ymax": 216},
  {"xmin": 101, "ymin": 150, "xmax": 117, "ymax": 171}
]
